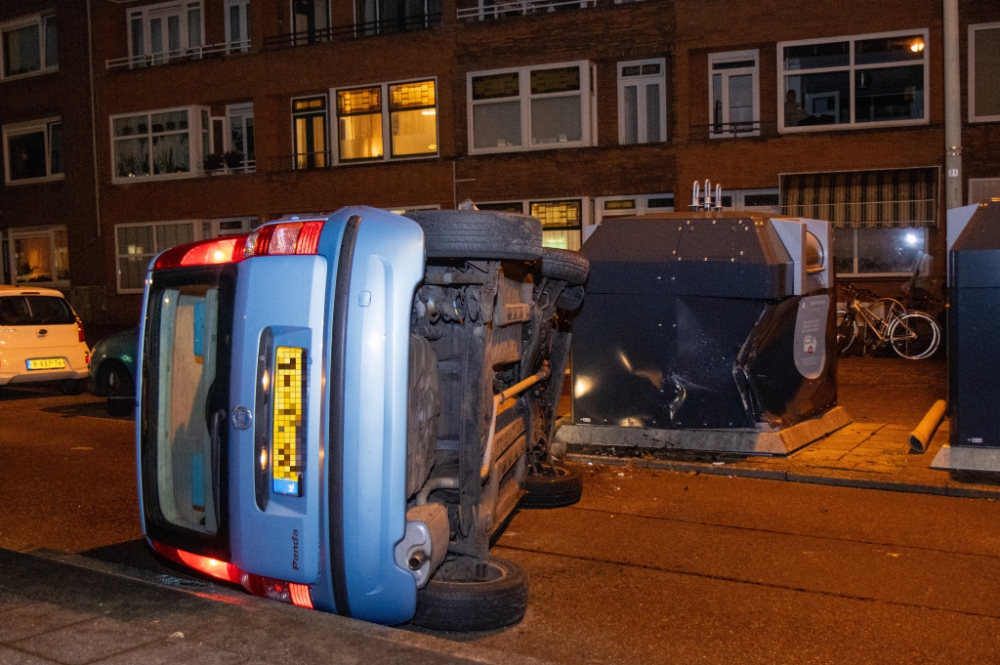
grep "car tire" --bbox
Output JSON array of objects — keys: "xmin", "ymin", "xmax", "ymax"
[
  {"xmin": 59, "ymin": 378, "xmax": 88, "ymax": 395},
  {"xmin": 410, "ymin": 556, "xmax": 528, "ymax": 632},
  {"xmin": 405, "ymin": 211, "xmax": 543, "ymax": 261},
  {"xmin": 540, "ymin": 247, "xmax": 589, "ymax": 285},
  {"xmin": 521, "ymin": 464, "xmax": 583, "ymax": 509},
  {"xmin": 554, "ymin": 285, "xmax": 585, "ymax": 312},
  {"xmin": 102, "ymin": 363, "xmax": 135, "ymax": 417}
]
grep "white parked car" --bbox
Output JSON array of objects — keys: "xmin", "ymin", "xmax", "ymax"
[{"xmin": 0, "ymin": 286, "xmax": 90, "ymax": 394}]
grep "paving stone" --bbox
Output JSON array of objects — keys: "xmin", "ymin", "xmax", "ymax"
[
  {"xmin": 14, "ymin": 616, "xmax": 163, "ymax": 665},
  {"xmin": 0, "ymin": 602, "xmax": 96, "ymax": 643},
  {"xmin": 91, "ymin": 638, "xmax": 244, "ymax": 665},
  {"xmin": 0, "ymin": 646, "xmax": 56, "ymax": 665}
]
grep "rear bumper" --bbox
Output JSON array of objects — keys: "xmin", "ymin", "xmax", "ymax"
[{"xmin": 0, "ymin": 367, "xmax": 89, "ymax": 385}]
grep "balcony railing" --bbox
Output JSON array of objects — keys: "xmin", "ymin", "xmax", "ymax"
[
  {"xmin": 457, "ymin": 0, "xmax": 596, "ymax": 21},
  {"xmin": 264, "ymin": 13, "xmax": 442, "ymax": 50},
  {"xmin": 106, "ymin": 40, "xmax": 251, "ymax": 70}
]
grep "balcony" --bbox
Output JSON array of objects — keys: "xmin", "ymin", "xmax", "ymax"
[
  {"xmin": 456, "ymin": 0, "xmax": 598, "ymax": 22},
  {"xmin": 264, "ymin": 14, "xmax": 442, "ymax": 50},
  {"xmin": 106, "ymin": 40, "xmax": 252, "ymax": 71}
]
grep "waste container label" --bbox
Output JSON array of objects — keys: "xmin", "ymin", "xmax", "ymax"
[{"xmin": 793, "ymin": 295, "xmax": 829, "ymax": 380}]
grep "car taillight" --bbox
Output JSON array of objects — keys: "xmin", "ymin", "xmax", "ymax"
[
  {"xmin": 154, "ymin": 236, "xmax": 247, "ymax": 270},
  {"xmin": 77, "ymin": 319, "xmax": 86, "ymax": 343},
  {"xmin": 244, "ymin": 221, "xmax": 324, "ymax": 259},
  {"xmin": 151, "ymin": 541, "xmax": 314, "ymax": 609}
]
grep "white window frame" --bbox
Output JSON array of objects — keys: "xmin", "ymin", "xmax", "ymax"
[
  {"xmin": 834, "ymin": 227, "xmax": 928, "ymax": 277},
  {"xmin": 969, "ymin": 177, "xmax": 1000, "ymax": 204},
  {"xmin": 3, "ymin": 117, "xmax": 63, "ymax": 185},
  {"xmin": 708, "ymin": 50, "xmax": 760, "ymax": 138},
  {"xmin": 225, "ymin": 0, "xmax": 250, "ymax": 53},
  {"xmin": 290, "ymin": 0, "xmax": 331, "ymax": 44},
  {"xmin": 332, "ymin": 78, "xmax": 439, "ymax": 164},
  {"xmin": 778, "ymin": 29, "xmax": 930, "ymax": 133},
  {"xmin": 110, "ymin": 106, "xmax": 209, "ymax": 184},
  {"xmin": 617, "ymin": 58, "xmax": 667, "ymax": 145},
  {"xmin": 0, "ymin": 12, "xmax": 57, "ymax": 81},
  {"xmin": 7, "ymin": 226, "xmax": 69, "ymax": 286},
  {"xmin": 468, "ymin": 61, "xmax": 597, "ymax": 155},
  {"xmin": 115, "ymin": 220, "xmax": 198, "ymax": 293},
  {"xmin": 225, "ymin": 103, "xmax": 255, "ymax": 172},
  {"xmin": 127, "ymin": 1, "xmax": 204, "ymax": 68},
  {"xmin": 969, "ymin": 22, "xmax": 1000, "ymax": 123}
]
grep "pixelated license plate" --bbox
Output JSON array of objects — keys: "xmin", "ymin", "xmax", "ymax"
[
  {"xmin": 272, "ymin": 346, "xmax": 305, "ymax": 496},
  {"xmin": 26, "ymin": 357, "xmax": 66, "ymax": 370}
]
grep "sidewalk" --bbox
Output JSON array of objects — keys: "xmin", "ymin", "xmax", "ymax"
[
  {"xmin": 565, "ymin": 356, "xmax": 1000, "ymax": 500},
  {"xmin": 0, "ymin": 548, "xmax": 549, "ymax": 665}
]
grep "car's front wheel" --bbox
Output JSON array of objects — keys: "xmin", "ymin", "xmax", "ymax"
[
  {"xmin": 410, "ymin": 556, "xmax": 528, "ymax": 631},
  {"xmin": 100, "ymin": 363, "xmax": 134, "ymax": 416}
]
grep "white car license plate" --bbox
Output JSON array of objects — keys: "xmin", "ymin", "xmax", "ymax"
[{"xmin": 26, "ymin": 357, "xmax": 66, "ymax": 370}]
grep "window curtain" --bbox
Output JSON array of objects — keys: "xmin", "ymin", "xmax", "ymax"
[{"xmin": 780, "ymin": 167, "xmax": 938, "ymax": 228}]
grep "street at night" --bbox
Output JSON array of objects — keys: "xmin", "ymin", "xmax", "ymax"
[{"xmin": 3, "ymin": 377, "xmax": 1000, "ymax": 664}]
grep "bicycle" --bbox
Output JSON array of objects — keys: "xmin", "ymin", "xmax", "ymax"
[{"xmin": 836, "ymin": 284, "xmax": 940, "ymax": 360}]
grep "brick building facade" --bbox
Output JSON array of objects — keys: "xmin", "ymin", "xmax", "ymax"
[{"xmin": 1, "ymin": 0, "xmax": 998, "ymax": 324}]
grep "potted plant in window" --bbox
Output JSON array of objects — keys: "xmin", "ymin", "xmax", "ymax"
[
  {"xmin": 202, "ymin": 153, "xmax": 224, "ymax": 174},
  {"xmin": 223, "ymin": 150, "xmax": 244, "ymax": 171}
]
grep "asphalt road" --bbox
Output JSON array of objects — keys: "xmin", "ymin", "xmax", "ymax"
[{"xmin": 2, "ymin": 385, "xmax": 1000, "ymax": 664}]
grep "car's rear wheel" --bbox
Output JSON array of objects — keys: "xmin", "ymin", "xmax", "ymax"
[
  {"xmin": 405, "ymin": 211, "xmax": 543, "ymax": 261},
  {"xmin": 410, "ymin": 556, "xmax": 528, "ymax": 632},
  {"xmin": 59, "ymin": 378, "xmax": 88, "ymax": 395},
  {"xmin": 540, "ymin": 247, "xmax": 589, "ymax": 285},
  {"xmin": 102, "ymin": 363, "xmax": 135, "ymax": 417},
  {"xmin": 521, "ymin": 463, "xmax": 584, "ymax": 509}
]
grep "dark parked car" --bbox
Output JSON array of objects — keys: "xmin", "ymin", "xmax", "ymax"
[{"xmin": 89, "ymin": 327, "xmax": 138, "ymax": 416}]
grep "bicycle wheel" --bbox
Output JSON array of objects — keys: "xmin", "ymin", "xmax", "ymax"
[
  {"xmin": 888, "ymin": 312, "xmax": 940, "ymax": 360},
  {"xmin": 836, "ymin": 309, "xmax": 857, "ymax": 355}
]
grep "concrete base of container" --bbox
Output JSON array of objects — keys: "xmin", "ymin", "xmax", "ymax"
[
  {"xmin": 931, "ymin": 444, "xmax": 1000, "ymax": 472},
  {"xmin": 554, "ymin": 406, "xmax": 852, "ymax": 456}
]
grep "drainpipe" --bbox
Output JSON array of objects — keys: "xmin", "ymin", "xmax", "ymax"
[
  {"xmin": 86, "ymin": 0, "xmax": 102, "ymax": 237},
  {"xmin": 944, "ymin": 0, "xmax": 962, "ymax": 209}
]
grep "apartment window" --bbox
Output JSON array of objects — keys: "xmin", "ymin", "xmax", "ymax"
[
  {"xmin": 292, "ymin": 96, "xmax": 328, "ymax": 169},
  {"xmin": 834, "ymin": 228, "xmax": 926, "ymax": 276},
  {"xmin": 1, "ymin": 12, "xmax": 57, "ymax": 80},
  {"xmin": 293, "ymin": 0, "xmax": 330, "ymax": 44},
  {"xmin": 970, "ymin": 23, "xmax": 1000, "ymax": 122},
  {"xmin": 709, "ymin": 50, "xmax": 759, "ymax": 137},
  {"xmin": 336, "ymin": 79, "xmax": 437, "ymax": 162},
  {"xmin": 531, "ymin": 199, "xmax": 583, "ymax": 251},
  {"xmin": 128, "ymin": 1, "xmax": 203, "ymax": 67},
  {"xmin": 969, "ymin": 178, "xmax": 1000, "ymax": 204},
  {"xmin": 3, "ymin": 119, "xmax": 63, "ymax": 185},
  {"xmin": 227, "ymin": 103, "xmax": 255, "ymax": 171},
  {"xmin": 468, "ymin": 61, "xmax": 596, "ymax": 154},
  {"xmin": 115, "ymin": 221, "xmax": 199, "ymax": 292},
  {"xmin": 617, "ymin": 59, "xmax": 666, "ymax": 145},
  {"xmin": 595, "ymin": 194, "xmax": 674, "ymax": 225},
  {"xmin": 779, "ymin": 30, "xmax": 928, "ymax": 130},
  {"xmin": 9, "ymin": 227, "xmax": 69, "ymax": 285},
  {"xmin": 111, "ymin": 107, "xmax": 209, "ymax": 182},
  {"xmin": 355, "ymin": 0, "xmax": 440, "ymax": 35},
  {"xmin": 225, "ymin": 0, "xmax": 250, "ymax": 53}
]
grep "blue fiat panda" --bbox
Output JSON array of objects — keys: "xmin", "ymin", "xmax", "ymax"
[{"xmin": 137, "ymin": 206, "xmax": 588, "ymax": 630}]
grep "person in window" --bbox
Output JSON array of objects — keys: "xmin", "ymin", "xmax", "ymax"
[{"xmin": 785, "ymin": 90, "xmax": 809, "ymax": 127}]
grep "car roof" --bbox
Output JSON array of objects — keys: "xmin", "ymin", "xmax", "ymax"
[{"xmin": 0, "ymin": 285, "xmax": 68, "ymax": 298}]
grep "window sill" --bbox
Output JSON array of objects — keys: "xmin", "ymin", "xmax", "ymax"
[
  {"xmin": 470, "ymin": 142, "xmax": 590, "ymax": 155},
  {"xmin": 778, "ymin": 118, "xmax": 929, "ymax": 134},
  {"xmin": 4, "ymin": 174, "xmax": 65, "ymax": 186},
  {"xmin": 969, "ymin": 115, "xmax": 1000, "ymax": 123},
  {"xmin": 0, "ymin": 67, "xmax": 58, "ymax": 83},
  {"xmin": 112, "ymin": 171, "xmax": 200, "ymax": 185}
]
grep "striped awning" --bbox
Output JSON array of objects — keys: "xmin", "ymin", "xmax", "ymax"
[{"xmin": 780, "ymin": 167, "xmax": 939, "ymax": 228}]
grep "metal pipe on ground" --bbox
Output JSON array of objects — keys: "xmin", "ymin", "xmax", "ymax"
[{"xmin": 910, "ymin": 400, "xmax": 948, "ymax": 453}]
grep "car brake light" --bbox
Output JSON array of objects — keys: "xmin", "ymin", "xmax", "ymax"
[
  {"xmin": 154, "ymin": 236, "xmax": 247, "ymax": 270},
  {"xmin": 244, "ymin": 221, "xmax": 324, "ymax": 259},
  {"xmin": 151, "ymin": 541, "xmax": 314, "ymax": 609},
  {"xmin": 77, "ymin": 319, "xmax": 86, "ymax": 343}
]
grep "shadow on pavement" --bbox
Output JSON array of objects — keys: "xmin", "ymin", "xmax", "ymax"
[{"xmin": 41, "ymin": 401, "xmax": 132, "ymax": 421}]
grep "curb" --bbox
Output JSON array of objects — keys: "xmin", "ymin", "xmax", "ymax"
[{"xmin": 566, "ymin": 453, "xmax": 1000, "ymax": 500}]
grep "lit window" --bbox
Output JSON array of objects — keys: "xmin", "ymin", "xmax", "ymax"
[
  {"xmin": 618, "ymin": 59, "xmax": 666, "ymax": 145},
  {"xmin": 708, "ymin": 50, "xmax": 759, "ymax": 137},
  {"xmin": 834, "ymin": 228, "xmax": 927, "ymax": 276},
  {"xmin": 292, "ymin": 96, "xmax": 328, "ymax": 170},
  {"xmin": 1, "ymin": 12, "xmax": 57, "ymax": 80},
  {"xmin": 969, "ymin": 23, "xmax": 1000, "ymax": 122},
  {"xmin": 3, "ymin": 118, "xmax": 63, "ymax": 184},
  {"xmin": 469, "ymin": 62, "xmax": 596, "ymax": 154},
  {"xmin": 9, "ymin": 227, "xmax": 69, "ymax": 284},
  {"xmin": 335, "ymin": 79, "xmax": 437, "ymax": 162},
  {"xmin": 779, "ymin": 30, "xmax": 928, "ymax": 130},
  {"xmin": 127, "ymin": 1, "xmax": 203, "ymax": 67},
  {"xmin": 531, "ymin": 199, "xmax": 583, "ymax": 251},
  {"xmin": 111, "ymin": 107, "xmax": 210, "ymax": 181}
]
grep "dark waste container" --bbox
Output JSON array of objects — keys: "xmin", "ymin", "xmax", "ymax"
[
  {"xmin": 572, "ymin": 212, "xmax": 836, "ymax": 431},
  {"xmin": 949, "ymin": 199, "xmax": 1000, "ymax": 448}
]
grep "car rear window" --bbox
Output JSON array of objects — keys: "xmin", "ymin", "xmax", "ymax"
[{"xmin": 0, "ymin": 296, "xmax": 75, "ymax": 325}]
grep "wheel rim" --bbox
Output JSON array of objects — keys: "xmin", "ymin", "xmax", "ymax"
[{"xmin": 890, "ymin": 313, "xmax": 939, "ymax": 359}]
